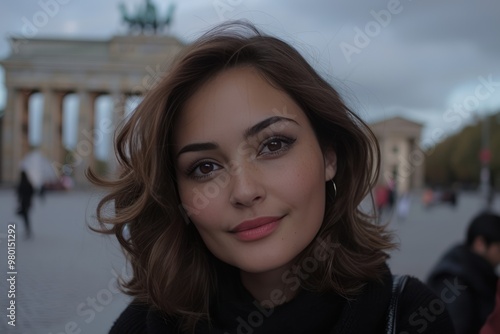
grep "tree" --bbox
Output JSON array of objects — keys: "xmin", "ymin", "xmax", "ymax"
[{"xmin": 425, "ymin": 111, "xmax": 500, "ymax": 188}]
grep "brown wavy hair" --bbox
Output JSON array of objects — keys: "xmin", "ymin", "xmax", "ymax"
[{"xmin": 87, "ymin": 21, "xmax": 395, "ymax": 332}]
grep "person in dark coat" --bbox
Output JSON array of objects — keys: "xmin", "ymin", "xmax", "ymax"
[
  {"xmin": 17, "ymin": 170, "xmax": 35, "ymax": 238},
  {"xmin": 427, "ymin": 212, "xmax": 500, "ymax": 333}
]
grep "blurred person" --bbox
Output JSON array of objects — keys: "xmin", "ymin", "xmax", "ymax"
[
  {"xmin": 20, "ymin": 148, "xmax": 59, "ymax": 197},
  {"xmin": 449, "ymin": 188, "xmax": 457, "ymax": 207},
  {"xmin": 487, "ymin": 187, "xmax": 495, "ymax": 211},
  {"xmin": 387, "ymin": 178, "xmax": 396, "ymax": 212},
  {"xmin": 374, "ymin": 183, "xmax": 389, "ymax": 217},
  {"xmin": 441, "ymin": 188, "xmax": 458, "ymax": 208},
  {"xmin": 422, "ymin": 188, "xmax": 434, "ymax": 208},
  {"xmin": 396, "ymin": 192, "xmax": 411, "ymax": 222},
  {"xmin": 427, "ymin": 212, "xmax": 500, "ymax": 333},
  {"xmin": 89, "ymin": 22, "xmax": 453, "ymax": 333},
  {"xmin": 16, "ymin": 170, "xmax": 34, "ymax": 238}
]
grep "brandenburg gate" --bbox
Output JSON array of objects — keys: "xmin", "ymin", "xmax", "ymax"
[{"xmin": 1, "ymin": 33, "xmax": 184, "ymax": 185}]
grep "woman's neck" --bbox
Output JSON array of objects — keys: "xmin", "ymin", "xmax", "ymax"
[{"xmin": 240, "ymin": 263, "xmax": 299, "ymax": 307}]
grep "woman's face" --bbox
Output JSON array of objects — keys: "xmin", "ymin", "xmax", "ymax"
[{"xmin": 174, "ymin": 66, "xmax": 336, "ymax": 274}]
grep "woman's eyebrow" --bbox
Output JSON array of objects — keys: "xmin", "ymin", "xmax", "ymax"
[
  {"xmin": 176, "ymin": 116, "xmax": 298, "ymax": 158},
  {"xmin": 244, "ymin": 116, "xmax": 298, "ymax": 139},
  {"xmin": 177, "ymin": 142, "xmax": 219, "ymax": 157}
]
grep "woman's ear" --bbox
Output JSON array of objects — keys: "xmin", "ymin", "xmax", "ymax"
[{"xmin": 324, "ymin": 148, "xmax": 337, "ymax": 181}]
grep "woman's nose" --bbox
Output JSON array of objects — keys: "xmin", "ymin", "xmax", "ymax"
[{"xmin": 228, "ymin": 162, "xmax": 266, "ymax": 208}]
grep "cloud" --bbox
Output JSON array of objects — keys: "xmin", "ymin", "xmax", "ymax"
[{"xmin": 0, "ymin": 0, "xmax": 499, "ymax": 144}]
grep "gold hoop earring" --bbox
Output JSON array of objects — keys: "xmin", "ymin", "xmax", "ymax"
[{"xmin": 331, "ymin": 180, "xmax": 337, "ymax": 201}]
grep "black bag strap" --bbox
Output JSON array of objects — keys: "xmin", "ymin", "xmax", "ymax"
[{"xmin": 386, "ymin": 274, "xmax": 409, "ymax": 334}]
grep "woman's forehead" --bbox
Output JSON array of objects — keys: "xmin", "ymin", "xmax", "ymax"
[{"xmin": 174, "ymin": 67, "xmax": 306, "ymax": 142}]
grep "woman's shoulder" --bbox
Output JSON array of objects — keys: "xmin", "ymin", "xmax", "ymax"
[
  {"xmin": 398, "ymin": 276, "xmax": 455, "ymax": 333},
  {"xmin": 109, "ymin": 300, "xmax": 150, "ymax": 334},
  {"xmin": 109, "ymin": 300, "xmax": 178, "ymax": 334}
]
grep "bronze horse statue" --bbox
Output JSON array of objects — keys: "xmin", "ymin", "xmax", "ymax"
[{"xmin": 119, "ymin": 0, "xmax": 175, "ymax": 34}]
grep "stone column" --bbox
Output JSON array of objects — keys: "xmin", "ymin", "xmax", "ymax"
[
  {"xmin": 74, "ymin": 89, "xmax": 95, "ymax": 186},
  {"xmin": 413, "ymin": 136, "xmax": 424, "ymax": 190},
  {"xmin": 2, "ymin": 87, "xmax": 24, "ymax": 184},
  {"xmin": 399, "ymin": 139, "xmax": 411, "ymax": 194},
  {"xmin": 40, "ymin": 88, "xmax": 63, "ymax": 170},
  {"xmin": 20, "ymin": 92, "xmax": 30, "ymax": 158},
  {"xmin": 107, "ymin": 91, "xmax": 125, "ymax": 175},
  {"xmin": 377, "ymin": 136, "xmax": 387, "ymax": 185}
]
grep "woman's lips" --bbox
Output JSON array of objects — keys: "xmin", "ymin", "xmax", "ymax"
[{"xmin": 231, "ymin": 216, "xmax": 283, "ymax": 241}]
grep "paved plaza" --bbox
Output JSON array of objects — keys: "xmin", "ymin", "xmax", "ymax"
[
  {"xmin": 0, "ymin": 187, "xmax": 498, "ymax": 333},
  {"xmin": 0, "ymin": 188, "xmax": 131, "ymax": 334}
]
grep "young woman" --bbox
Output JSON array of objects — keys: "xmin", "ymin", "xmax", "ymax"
[{"xmin": 89, "ymin": 22, "xmax": 454, "ymax": 333}]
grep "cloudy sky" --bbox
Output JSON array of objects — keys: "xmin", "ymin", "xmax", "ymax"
[{"xmin": 1, "ymin": 0, "xmax": 500, "ymax": 151}]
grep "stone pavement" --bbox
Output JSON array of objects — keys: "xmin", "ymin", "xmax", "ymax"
[
  {"xmin": 0, "ymin": 187, "xmax": 498, "ymax": 333},
  {"xmin": 0, "ymin": 188, "xmax": 131, "ymax": 334}
]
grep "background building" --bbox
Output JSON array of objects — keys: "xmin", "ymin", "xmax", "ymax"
[
  {"xmin": 370, "ymin": 116, "xmax": 424, "ymax": 193},
  {"xmin": 0, "ymin": 34, "xmax": 184, "ymax": 185}
]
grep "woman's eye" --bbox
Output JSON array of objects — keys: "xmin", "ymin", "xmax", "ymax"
[
  {"xmin": 260, "ymin": 136, "xmax": 296, "ymax": 155},
  {"xmin": 199, "ymin": 162, "xmax": 215, "ymax": 174},
  {"xmin": 266, "ymin": 140, "xmax": 282, "ymax": 152},
  {"xmin": 188, "ymin": 161, "xmax": 222, "ymax": 179}
]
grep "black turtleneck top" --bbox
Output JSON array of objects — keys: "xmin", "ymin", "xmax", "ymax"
[{"xmin": 110, "ymin": 266, "xmax": 454, "ymax": 333}]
